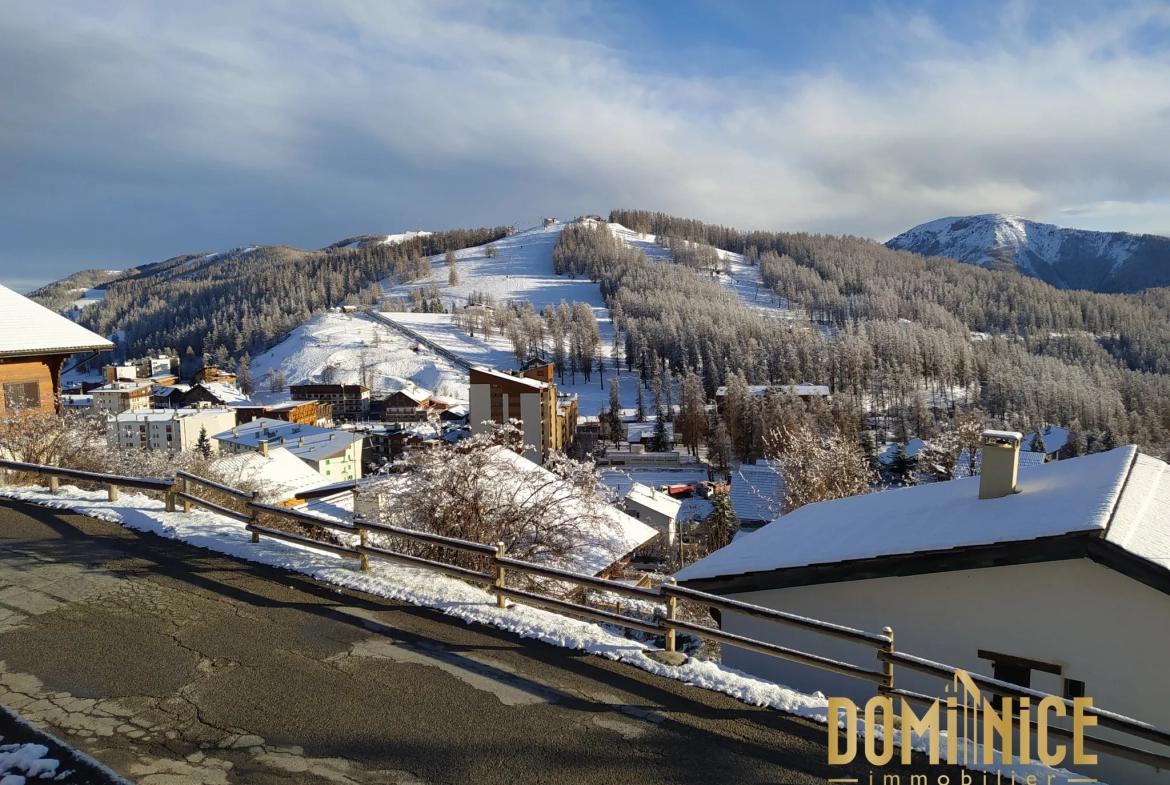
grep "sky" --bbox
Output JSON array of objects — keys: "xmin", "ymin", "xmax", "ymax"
[{"xmin": 2, "ymin": 0, "xmax": 1170, "ymax": 292}]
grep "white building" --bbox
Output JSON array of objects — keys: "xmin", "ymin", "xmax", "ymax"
[
  {"xmin": 623, "ymin": 482, "xmax": 682, "ymax": 547},
  {"xmin": 108, "ymin": 407, "xmax": 237, "ymax": 452},
  {"xmin": 676, "ymin": 436, "xmax": 1170, "ymax": 785},
  {"xmin": 92, "ymin": 380, "xmax": 155, "ymax": 414},
  {"xmin": 212, "ymin": 418, "xmax": 365, "ymax": 481}
]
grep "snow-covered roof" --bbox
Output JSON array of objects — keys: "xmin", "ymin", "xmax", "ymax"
[
  {"xmin": 952, "ymin": 447, "xmax": 1046, "ymax": 479},
  {"xmin": 390, "ymin": 385, "xmax": 431, "ymax": 403},
  {"xmin": 489, "ymin": 448, "xmax": 658, "ymax": 576},
  {"xmin": 195, "ymin": 382, "xmax": 254, "ymax": 406},
  {"xmin": 714, "ymin": 383, "xmax": 831, "ymax": 398},
  {"xmin": 469, "ymin": 365, "xmax": 548, "ymax": 389},
  {"xmin": 112, "ymin": 407, "xmax": 235, "ymax": 424},
  {"xmin": 212, "ymin": 447, "xmax": 333, "ymax": 500},
  {"xmin": 879, "ymin": 438, "xmax": 927, "ymax": 465},
  {"xmin": 92, "ymin": 380, "xmax": 153, "ymax": 394},
  {"xmin": 624, "ymin": 482, "xmax": 682, "ymax": 520},
  {"xmin": 1023, "ymin": 426, "xmax": 1070, "ymax": 454},
  {"xmin": 730, "ymin": 461, "xmax": 784, "ymax": 523},
  {"xmin": 0, "ymin": 284, "xmax": 115, "ymax": 358},
  {"xmin": 677, "ymin": 447, "xmax": 1153, "ymax": 584},
  {"xmin": 212, "ymin": 418, "xmax": 364, "ymax": 460}
]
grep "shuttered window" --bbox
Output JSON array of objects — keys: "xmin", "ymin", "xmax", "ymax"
[{"xmin": 3, "ymin": 381, "xmax": 41, "ymax": 411}]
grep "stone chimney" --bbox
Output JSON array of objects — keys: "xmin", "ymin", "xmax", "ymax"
[
  {"xmin": 979, "ymin": 430, "xmax": 1023, "ymax": 499},
  {"xmin": 259, "ymin": 439, "xmax": 269, "ymax": 457}
]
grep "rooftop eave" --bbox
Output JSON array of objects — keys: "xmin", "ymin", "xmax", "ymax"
[{"xmin": 0, "ymin": 342, "xmax": 115, "ymax": 360}]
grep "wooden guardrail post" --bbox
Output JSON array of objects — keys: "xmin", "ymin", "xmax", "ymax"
[
  {"xmin": 880, "ymin": 626, "xmax": 895, "ymax": 692},
  {"xmin": 665, "ymin": 578, "xmax": 678, "ymax": 654},
  {"xmin": 107, "ymin": 483, "xmax": 119, "ymax": 502},
  {"xmin": 181, "ymin": 477, "xmax": 192, "ymax": 513},
  {"xmin": 494, "ymin": 542, "xmax": 507, "ymax": 609},
  {"xmin": 164, "ymin": 483, "xmax": 175, "ymax": 512},
  {"xmin": 249, "ymin": 492, "xmax": 260, "ymax": 543},
  {"xmin": 48, "ymin": 475, "xmax": 59, "ymax": 493},
  {"xmin": 359, "ymin": 526, "xmax": 370, "ymax": 572}
]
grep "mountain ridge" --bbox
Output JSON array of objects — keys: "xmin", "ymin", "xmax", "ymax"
[{"xmin": 886, "ymin": 213, "xmax": 1170, "ymax": 293}]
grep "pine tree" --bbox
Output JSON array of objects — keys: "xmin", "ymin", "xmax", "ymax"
[
  {"xmin": 195, "ymin": 426, "xmax": 212, "ymax": 459},
  {"xmin": 1101, "ymin": 423, "xmax": 1118, "ymax": 451},
  {"xmin": 635, "ymin": 382, "xmax": 647, "ymax": 422},
  {"xmin": 859, "ymin": 431, "xmax": 880, "ymax": 471},
  {"xmin": 237, "ymin": 353, "xmax": 255, "ymax": 396},
  {"xmin": 1031, "ymin": 429, "xmax": 1047, "ymax": 454},
  {"xmin": 606, "ymin": 379, "xmax": 623, "ymax": 447},
  {"xmin": 650, "ymin": 408, "xmax": 671, "ymax": 452},
  {"xmin": 706, "ymin": 491, "xmax": 738, "ymax": 551},
  {"xmin": 891, "ymin": 443, "xmax": 917, "ymax": 486}
]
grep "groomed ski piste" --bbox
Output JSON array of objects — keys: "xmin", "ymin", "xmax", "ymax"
[
  {"xmin": 0, "ymin": 483, "xmax": 1095, "ymax": 784},
  {"xmin": 250, "ymin": 219, "xmax": 804, "ymax": 416}
]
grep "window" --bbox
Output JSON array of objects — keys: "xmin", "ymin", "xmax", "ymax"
[
  {"xmin": 978, "ymin": 649, "xmax": 1061, "ymax": 709},
  {"xmin": 3, "ymin": 381, "xmax": 40, "ymax": 411},
  {"xmin": 1064, "ymin": 679, "xmax": 1086, "ymax": 699}
]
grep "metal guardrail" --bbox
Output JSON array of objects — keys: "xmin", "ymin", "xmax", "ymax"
[{"xmin": 6, "ymin": 457, "xmax": 1169, "ymax": 770}]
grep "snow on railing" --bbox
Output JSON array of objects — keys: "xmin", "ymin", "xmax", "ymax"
[{"xmin": 4, "ymin": 456, "xmax": 1170, "ymax": 770}]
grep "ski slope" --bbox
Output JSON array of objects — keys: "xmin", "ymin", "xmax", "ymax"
[{"xmin": 248, "ymin": 311, "xmax": 469, "ymax": 405}]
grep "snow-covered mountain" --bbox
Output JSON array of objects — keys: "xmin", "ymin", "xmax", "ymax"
[{"xmin": 886, "ymin": 214, "xmax": 1170, "ymax": 292}]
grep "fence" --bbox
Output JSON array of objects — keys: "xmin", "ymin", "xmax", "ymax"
[{"xmin": 3, "ymin": 456, "xmax": 1169, "ymax": 769}]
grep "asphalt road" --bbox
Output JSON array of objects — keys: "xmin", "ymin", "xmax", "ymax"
[{"xmin": 0, "ymin": 498, "xmax": 957, "ymax": 785}]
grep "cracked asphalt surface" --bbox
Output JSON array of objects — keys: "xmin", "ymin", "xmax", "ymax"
[{"xmin": 0, "ymin": 498, "xmax": 958, "ymax": 784}]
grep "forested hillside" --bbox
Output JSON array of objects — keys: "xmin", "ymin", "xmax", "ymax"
[
  {"xmin": 41, "ymin": 227, "xmax": 510, "ymax": 367},
  {"xmin": 573, "ymin": 211, "xmax": 1170, "ymax": 458}
]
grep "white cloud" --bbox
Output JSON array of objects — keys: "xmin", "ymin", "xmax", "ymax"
[{"xmin": 1, "ymin": 0, "xmax": 1169, "ymax": 291}]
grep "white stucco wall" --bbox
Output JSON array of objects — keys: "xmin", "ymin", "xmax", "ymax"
[
  {"xmin": 469, "ymin": 384, "xmax": 491, "ymax": 436},
  {"xmin": 720, "ymin": 558, "xmax": 1170, "ymax": 784}
]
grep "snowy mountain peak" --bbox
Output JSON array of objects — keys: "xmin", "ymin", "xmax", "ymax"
[{"xmin": 886, "ymin": 214, "xmax": 1170, "ymax": 292}]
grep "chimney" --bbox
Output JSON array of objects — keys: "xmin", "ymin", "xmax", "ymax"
[
  {"xmin": 979, "ymin": 430, "xmax": 1023, "ymax": 499},
  {"xmin": 259, "ymin": 439, "xmax": 269, "ymax": 457},
  {"xmin": 298, "ymin": 436, "xmax": 305, "ymax": 447}
]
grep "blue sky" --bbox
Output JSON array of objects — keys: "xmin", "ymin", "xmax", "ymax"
[{"xmin": 2, "ymin": 0, "xmax": 1169, "ymax": 291}]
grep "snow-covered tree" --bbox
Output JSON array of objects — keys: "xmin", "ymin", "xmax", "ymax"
[
  {"xmin": 195, "ymin": 426, "xmax": 212, "ymax": 459},
  {"xmin": 770, "ymin": 422, "xmax": 875, "ymax": 513}
]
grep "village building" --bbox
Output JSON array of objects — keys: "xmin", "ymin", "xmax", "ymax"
[
  {"xmin": 233, "ymin": 400, "xmax": 332, "ymax": 428},
  {"xmin": 180, "ymin": 381, "xmax": 254, "ymax": 409},
  {"xmin": 0, "ymin": 284, "xmax": 114, "ymax": 417},
  {"xmin": 92, "ymin": 380, "xmax": 155, "ymax": 414},
  {"xmin": 211, "ymin": 446, "xmax": 333, "ymax": 504},
  {"xmin": 712, "ymin": 382, "xmax": 831, "ymax": 412},
  {"xmin": 468, "ymin": 361, "xmax": 577, "ymax": 464},
  {"xmin": 622, "ymin": 482, "xmax": 682, "ymax": 547},
  {"xmin": 102, "ymin": 355, "xmax": 179, "ymax": 384},
  {"xmin": 194, "ymin": 366, "xmax": 237, "ymax": 386},
  {"xmin": 379, "ymin": 386, "xmax": 433, "ymax": 422},
  {"xmin": 151, "ymin": 384, "xmax": 191, "ymax": 409},
  {"xmin": 108, "ymin": 407, "xmax": 237, "ymax": 453},
  {"xmin": 676, "ymin": 434, "xmax": 1170, "ymax": 785},
  {"xmin": 212, "ymin": 418, "xmax": 365, "ymax": 481},
  {"xmin": 728, "ymin": 460, "xmax": 784, "ymax": 529},
  {"xmin": 289, "ymin": 383, "xmax": 370, "ymax": 421}
]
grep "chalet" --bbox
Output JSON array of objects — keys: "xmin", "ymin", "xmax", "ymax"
[
  {"xmin": 676, "ymin": 433, "xmax": 1170, "ymax": 785},
  {"xmin": 1024, "ymin": 425, "xmax": 1070, "ymax": 461},
  {"xmin": 623, "ymin": 483, "xmax": 682, "ymax": 547},
  {"xmin": 381, "ymin": 386, "xmax": 432, "ymax": 421},
  {"xmin": 92, "ymin": 380, "xmax": 155, "ymax": 414},
  {"xmin": 212, "ymin": 418, "xmax": 365, "ymax": 481},
  {"xmin": 180, "ymin": 381, "xmax": 253, "ymax": 409},
  {"xmin": 289, "ymin": 383, "xmax": 370, "ymax": 421},
  {"xmin": 713, "ymin": 383, "xmax": 831, "ymax": 411},
  {"xmin": 0, "ymin": 284, "xmax": 114, "ymax": 417},
  {"xmin": 108, "ymin": 407, "xmax": 236, "ymax": 453},
  {"xmin": 194, "ymin": 366, "xmax": 237, "ymax": 385},
  {"xmin": 151, "ymin": 384, "xmax": 190, "ymax": 409}
]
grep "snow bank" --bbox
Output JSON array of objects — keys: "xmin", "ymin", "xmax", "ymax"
[{"xmin": 0, "ymin": 484, "xmax": 1095, "ymax": 782}]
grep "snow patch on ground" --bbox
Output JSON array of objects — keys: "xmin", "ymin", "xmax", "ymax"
[
  {"xmin": 0, "ymin": 483, "xmax": 1096, "ymax": 783},
  {"xmin": 0, "ymin": 741, "xmax": 58, "ymax": 782}
]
